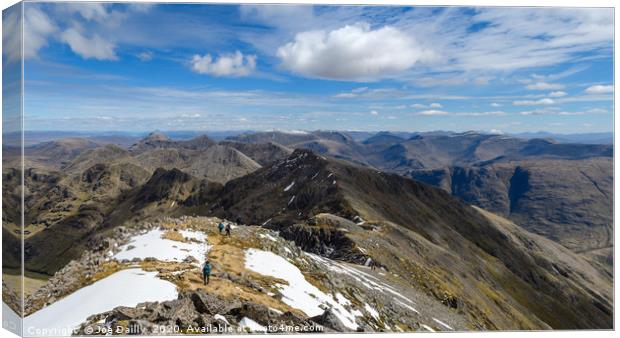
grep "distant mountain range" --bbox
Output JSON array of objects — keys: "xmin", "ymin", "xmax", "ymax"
[
  {"xmin": 2, "ymin": 129, "xmax": 613, "ymax": 147},
  {"xmin": 2, "ymin": 129, "xmax": 613, "ymax": 330}
]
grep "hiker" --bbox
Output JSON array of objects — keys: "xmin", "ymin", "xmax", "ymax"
[
  {"xmin": 225, "ymin": 223, "xmax": 232, "ymax": 236},
  {"xmin": 202, "ymin": 260, "xmax": 212, "ymax": 285},
  {"xmin": 218, "ymin": 222, "xmax": 225, "ymax": 234}
]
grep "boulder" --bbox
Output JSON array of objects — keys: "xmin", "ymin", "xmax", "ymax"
[{"xmin": 310, "ymin": 309, "xmax": 349, "ymax": 332}]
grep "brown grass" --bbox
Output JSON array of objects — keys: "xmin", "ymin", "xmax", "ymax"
[{"xmin": 161, "ymin": 230, "xmax": 187, "ymax": 242}]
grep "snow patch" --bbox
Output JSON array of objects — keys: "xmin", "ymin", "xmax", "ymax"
[
  {"xmin": 364, "ymin": 303, "xmax": 380, "ymax": 320},
  {"xmin": 238, "ymin": 317, "xmax": 267, "ymax": 332},
  {"xmin": 258, "ymin": 233, "xmax": 278, "ymax": 242},
  {"xmin": 179, "ymin": 229, "xmax": 206, "ymax": 242},
  {"xmin": 284, "ymin": 182, "xmax": 295, "ymax": 192},
  {"xmin": 214, "ymin": 314, "xmax": 230, "ymax": 325},
  {"xmin": 114, "ymin": 228, "xmax": 209, "ymax": 264},
  {"xmin": 306, "ymin": 253, "xmax": 418, "ymax": 310},
  {"xmin": 433, "ymin": 318, "xmax": 453, "ymax": 330},
  {"xmin": 421, "ymin": 324, "xmax": 436, "ymax": 332},
  {"xmin": 395, "ymin": 299, "xmax": 419, "ymax": 314},
  {"xmin": 244, "ymin": 249, "xmax": 360, "ymax": 330},
  {"xmin": 24, "ymin": 269, "xmax": 177, "ymax": 336}
]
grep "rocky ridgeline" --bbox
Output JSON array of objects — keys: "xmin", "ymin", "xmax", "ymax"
[
  {"xmin": 75, "ymin": 289, "xmax": 331, "ymax": 335},
  {"xmin": 24, "ymin": 216, "xmax": 465, "ymax": 333}
]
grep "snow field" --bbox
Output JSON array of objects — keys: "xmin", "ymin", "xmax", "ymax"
[
  {"xmin": 24, "ymin": 269, "xmax": 178, "ymax": 337},
  {"xmin": 244, "ymin": 249, "xmax": 361, "ymax": 330}
]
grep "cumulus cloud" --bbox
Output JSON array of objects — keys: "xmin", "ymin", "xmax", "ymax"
[
  {"xmin": 490, "ymin": 102, "xmax": 502, "ymax": 107},
  {"xmin": 525, "ymin": 82, "xmax": 564, "ymax": 90},
  {"xmin": 60, "ymin": 28, "xmax": 118, "ymax": 60},
  {"xmin": 370, "ymin": 110, "xmax": 379, "ymax": 116},
  {"xmin": 277, "ymin": 23, "xmax": 435, "ymax": 81},
  {"xmin": 23, "ymin": 6, "xmax": 57, "ymax": 59},
  {"xmin": 429, "ymin": 102, "xmax": 443, "ymax": 108},
  {"xmin": 585, "ymin": 85, "xmax": 613, "ymax": 94},
  {"xmin": 548, "ymin": 91, "xmax": 567, "ymax": 97},
  {"xmin": 513, "ymin": 98, "xmax": 555, "ymax": 106},
  {"xmin": 191, "ymin": 51, "xmax": 256, "ymax": 77}
]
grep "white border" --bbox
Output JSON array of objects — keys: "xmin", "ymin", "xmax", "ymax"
[{"xmin": 0, "ymin": 1, "xmax": 617, "ymax": 338}]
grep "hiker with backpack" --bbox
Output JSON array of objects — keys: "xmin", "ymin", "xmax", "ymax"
[
  {"xmin": 218, "ymin": 222, "xmax": 225, "ymax": 234},
  {"xmin": 225, "ymin": 223, "xmax": 231, "ymax": 236},
  {"xmin": 202, "ymin": 260, "xmax": 212, "ymax": 285}
]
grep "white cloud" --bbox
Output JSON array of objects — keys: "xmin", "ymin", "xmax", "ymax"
[
  {"xmin": 191, "ymin": 51, "xmax": 256, "ymax": 77},
  {"xmin": 60, "ymin": 28, "xmax": 118, "ymax": 60},
  {"xmin": 63, "ymin": 3, "xmax": 109, "ymax": 21},
  {"xmin": 414, "ymin": 109, "xmax": 506, "ymax": 117},
  {"xmin": 137, "ymin": 51, "xmax": 153, "ymax": 61},
  {"xmin": 411, "ymin": 103, "xmax": 427, "ymax": 109},
  {"xmin": 513, "ymin": 98, "xmax": 555, "ymax": 106},
  {"xmin": 414, "ymin": 110, "xmax": 449, "ymax": 116},
  {"xmin": 429, "ymin": 102, "xmax": 443, "ymax": 108},
  {"xmin": 587, "ymin": 108, "xmax": 607, "ymax": 114},
  {"xmin": 548, "ymin": 91, "xmax": 567, "ymax": 97},
  {"xmin": 2, "ymin": 6, "xmax": 22, "ymax": 63},
  {"xmin": 525, "ymin": 82, "xmax": 565, "ymax": 90},
  {"xmin": 334, "ymin": 93, "xmax": 358, "ymax": 99},
  {"xmin": 370, "ymin": 110, "xmax": 379, "ymax": 116},
  {"xmin": 490, "ymin": 102, "xmax": 502, "ymax": 107},
  {"xmin": 557, "ymin": 111, "xmax": 584, "ymax": 116},
  {"xmin": 277, "ymin": 23, "xmax": 435, "ymax": 80},
  {"xmin": 518, "ymin": 108, "xmax": 598, "ymax": 116},
  {"xmin": 23, "ymin": 6, "xmax": 57, "ymax": 59},
  {"xmin": 458, "ymin": 111, "xmax": 506, "ymax": 116},
  {"xmin": 585, "ymin": 85, "xmax": 613, "ymax": 94},
  {"xmin": 450, "ymin": 8, "xmax": 613, "ymax": 72}
]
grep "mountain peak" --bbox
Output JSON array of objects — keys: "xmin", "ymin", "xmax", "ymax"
[{"xmin": 144, "ymin": 131, "xmax": 170, "ymax": 142}]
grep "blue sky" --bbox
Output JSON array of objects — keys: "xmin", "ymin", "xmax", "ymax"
[{"xmin": 2, "ymin": 2, "xmax": 614, "ymax": 133}]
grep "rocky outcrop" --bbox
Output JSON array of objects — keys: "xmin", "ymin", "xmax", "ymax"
[
  {"xmin": 279, "ymin": 223, "xmax": 367, "ymax": 264},
  {"xmin": 75, "ymin": 289, "xmax": 323, "ymax": 335}
]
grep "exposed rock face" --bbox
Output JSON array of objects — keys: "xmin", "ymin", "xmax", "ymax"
[
  {"xmin": 279, "ymin": 223, "xmax": 367, "ymax": 264},
  {"xmin": 408, "ymin": 158, "xmax": 613, "ymax": 253},
  {"xmin": 76, "ymin": 289, "xmax": 321, "ymax": 335},
  {"xmin": 311, "ymin": 309, "xmax": 349, "ymax": 332}
]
